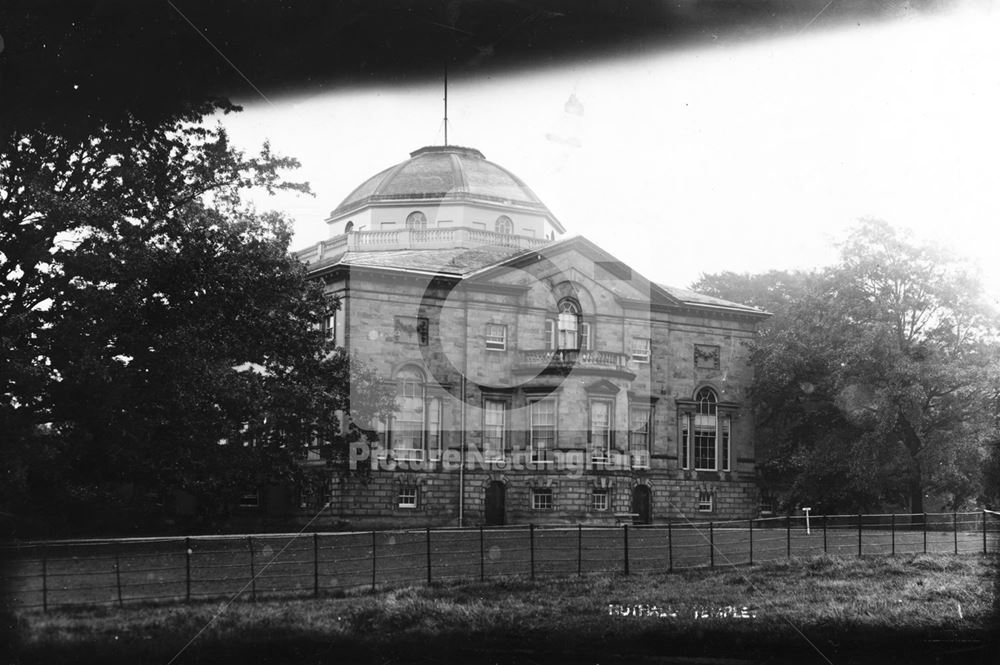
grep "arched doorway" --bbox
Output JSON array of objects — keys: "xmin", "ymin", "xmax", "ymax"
[
  {"xmin": 631, "ymin": 485, "xmax": 652, "ymax": 524},
  {"xmin": 484, "ymin": 481, "xmax": 506, "ymax": 526}
]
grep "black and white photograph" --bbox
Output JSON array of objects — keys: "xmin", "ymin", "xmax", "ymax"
[{"xmin": 2, "ymin": 1, "xmax": 999, "ymax": 663}]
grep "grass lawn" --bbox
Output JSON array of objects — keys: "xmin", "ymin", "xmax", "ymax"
[{"xmin": 5, "ymin": 554, "xmax": 998, "ymax": 664}]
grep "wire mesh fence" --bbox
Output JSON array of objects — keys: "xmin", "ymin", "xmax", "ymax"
[{"xmin": 3, "ymin": 510, "xmax": 998, "ymax": 611}]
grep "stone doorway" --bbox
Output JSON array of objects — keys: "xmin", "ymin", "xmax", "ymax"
[
  {"xmin": 485, "ymin": 481, "xmax": 506, "ymax": 526},
  {"xmin": 631, "ymin": 485, "xmax": 652, "ymax": 524}
]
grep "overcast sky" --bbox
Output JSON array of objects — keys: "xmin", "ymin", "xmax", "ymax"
[{"xmin": 219, "ymin": 2, "xmax": 1000, "ymax": 306}]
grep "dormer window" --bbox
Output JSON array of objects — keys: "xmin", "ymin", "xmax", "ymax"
[
  {"xmin": 495, "ymin": 215, "xmax": 513, "ymax": 234},
  {"xmin": 405, "ymin": 211, "xmax": 427, "ymax": 230}
]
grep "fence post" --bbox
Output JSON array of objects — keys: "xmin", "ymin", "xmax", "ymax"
[
  {"xmin": 480, "ymin": 526, "xmax": 485, "ymax": 582},
  {"xmin": 623, "ymin": 524, "xmax": 630, "ymax": 575},
  {"xmin": 923, "ymin": 513, "xmax": 927, "ymax": 554},
  {"xmin": 890, "ymin": 514, "xmax": 895, "ymax": 556},
  {"xmin": 667, "ymin": 519, "xmax": 673, "ymax": 573},
  {"xmin": 247, "ymin": 536, "xmax": 256, "ymax": 602},
  {"xmin": 185, "ymin": 537, "xmax": 191, "ymax": 603},
  {"xmin": 984, "ymin": 510, "xmax": 988, "ymax": 555},
  {"xmin": 577, "ymin": 524, "xmax": 582, "ymax": 576},
  {"xmin": 529, "ymin": 524, "xmax": 535, "ymax": 580},
  {"xmin": 709, "ymin": 522, "xmax": 714, "ymax": 568},
  {"xmin": 748, "ymin": 518, "xmax": 753, "ymax": 566},
  {"xmin": 823, "ymin": 515, "xmax": 828, "ymax": 554},
  {"xmin": 426, "ymin": 527, "xmax": 432, "ymax": 585},
  {"xmin": 41, "ymin": 546, "xmax": 48, "ymax": 613},
  {"xmin": 371, "ymin": 531, "xmax": 376, "ymax": 593},
  {"xmin": 953, "ymin": 512, "xmax": 958, "ymax": 555},
  {"xmin": 114, "ymin": 546, "xmax": 123, "ymax": 608},
  {"xmin": 786, "ymin": 515, "xmax": 791, "ymax": 559},
  {"xmin": 857, "ymin": 514, "xmax": 862, "ymax": 557},
  {"xmin": 313, "ymin": 533, "xmax": 319, "ymax": 598}
]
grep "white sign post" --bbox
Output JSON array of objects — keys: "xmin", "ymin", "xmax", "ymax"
[{"xmin": 803, "ymin": 507, "xmax": 812, "ymax": 535}]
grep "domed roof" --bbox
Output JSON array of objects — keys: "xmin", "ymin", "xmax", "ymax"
[{"xmin": 330, "ymin": 145, "xmax": 558, "ymax": 223}]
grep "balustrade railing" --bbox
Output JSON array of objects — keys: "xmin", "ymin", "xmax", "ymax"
[{"xmin": 517, "ymin": 348, "xmax": 631, "ymax": 371}]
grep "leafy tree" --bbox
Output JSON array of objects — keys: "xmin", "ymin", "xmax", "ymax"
[
  {"xmin": 1, "ymin": 103, "xmax": 394, "ymax": 535},
  {"xmin": 694, "ymin": 220, "xmax": 1000, "ymax": 514}
]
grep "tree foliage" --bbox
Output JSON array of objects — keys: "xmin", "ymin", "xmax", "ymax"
[
  {"xmin": 694, "ymin": 220, "xmax": 1000, "ymax": 513},
  {"xmin": 1, "ymin": 103, "xmax": 394, "ymax": 535}
]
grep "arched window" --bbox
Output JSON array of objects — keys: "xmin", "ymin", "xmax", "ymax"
[
  {"xmin": 680, "ymin": 387, "xmax": 731, "ymax": 472},
  {"xmin": 557, "ymin": 299, "xmax": 580, "ymax": 350},
  {"xmin": 344, "ymin": 221, "xmax": 354, "ymax": 233},
  {"xmin": 405, "ymin": 211, "xmax": 427, "ymax": 230},
  {"xmin": 495, "ymin": 215, "xmax": 513, "ymax": 234},
  {"xmin": 544, "ymin": 298, "xmax": 592, "ymax": 351},
  {"xmin": 693, "ymin": 388, "xmax": 718, "ymax": 470},
  {"xmin": 696, "ymin": 388, "xmax": 717, "ymax": 415}
]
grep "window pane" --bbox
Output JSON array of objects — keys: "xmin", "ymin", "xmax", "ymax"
[
  {"xmin": 629, "ymin": 406, "xmax": 651, "ymax": 461},
  {"xmin": 532, "ymin": 488, "xmax": 553, "ymax": 510},
  {"xmin": 721, "ymin": 416, "xmax": 730, "ymax": 472},
  {"xmin": 392, "ymin": 369, "xmax": 424, "ymax": 453},
  {"xmin": 530, "ymin": 399, "xmax": 556, "ymax": 459},
  {"xmin": 631, "ymin": 337, "xmax": 650, "ymax": 362},
  {"xmin": 485, "ymin": 324, "xmax": 506, "ymax": 350},
  {"xmin": 694, "ymin": 412, "xmax": 717, "ymax": 470},
  {"xmin": 590, "ymin": 401, "xmax": 611, "ymax": 452},
  {"xmin": 426, "ymin": 397, "xmax": 441, "ymax": 458},
  {"xmin": 558, "ymin": 311, "xmax": 578, "ymax": 349},
  {"xmin": 580, "ymin": 322, "xmax": 591, "ymax": 351},
  {"xmin": 696, "ymin": 388, "xmax": 717, "ymax": 414},
  {"xmin": 483, "ymin": 400, "xmax": 505, "ymax": 458},
  {"xmin": 680, "ymin": 415, "xmax": 690, "ymax": 470},
  {"xmin": 398, "ymin": 487, "xmax": 418, "ymax": 508}
]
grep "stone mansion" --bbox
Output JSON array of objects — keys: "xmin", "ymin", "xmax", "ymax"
[{"xmin": 291, "ymin": 145, "xmax": 768, "ymax": 527}]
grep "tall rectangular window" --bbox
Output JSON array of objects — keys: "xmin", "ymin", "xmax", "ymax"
[
  {"xmin": 544, "ymin": 318, "xmax": 555, "ymax": 350},
  {"xmin": 323, "ymin": 312, "xmax": 336, "ymax": 340},
  {"xmin": 589, "ymin": 400, "xmax": 612, "ymax": 458},
  {"xmin": 426, "ymin": 397, "xmax": 442, "ymax": 460},
  {"xmin": 558, "ymin": 315, "xmax": 578, "ymax": 349},
  {"xmin": 390, "ymin": 368, "xmax": 425, "ymax": 461},
  {"xmin": 631, "ymin": 337, "xmax": 651, "ymax": 363},
  {"xmin": 529, "ymin": 399, "xmax": 556, "ymax": 462},
  {"xmin": 693, "ymin": 412, "xmax": 717, "ymax": 470},
  {"xmin": 485, "ymin": 323, "xmax": 507, "ymax": 351},
  {"xmin": 680, "ymin": 416, "xmax": 690, "ymax": 470},
  {"xmin": 579, "ymin": 322, "xmax": 592, "ymax": 351},
  {"xmin": 721, "ymin": 416, "xmax": 731, "ymax": 472},
  {"xmin": 483, "ymin": 399, "xmax": 506, "ymax": 460},
  {"xmin": 629, "ymin": 405, "xmax": 651, "ymax": 468}
]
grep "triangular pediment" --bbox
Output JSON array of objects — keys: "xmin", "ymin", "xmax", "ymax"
[
  {"xmin": 583, "ymin": 378, "xmax": 620, "ymax": 395},
  {"xmin": 463, "ymin": 236, "xmax": 682, "ymax": 309}
]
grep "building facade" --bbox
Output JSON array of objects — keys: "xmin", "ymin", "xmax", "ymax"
[{"xmin": 294, "ymin": 145, "xmax": 768, "ymax": 527}]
